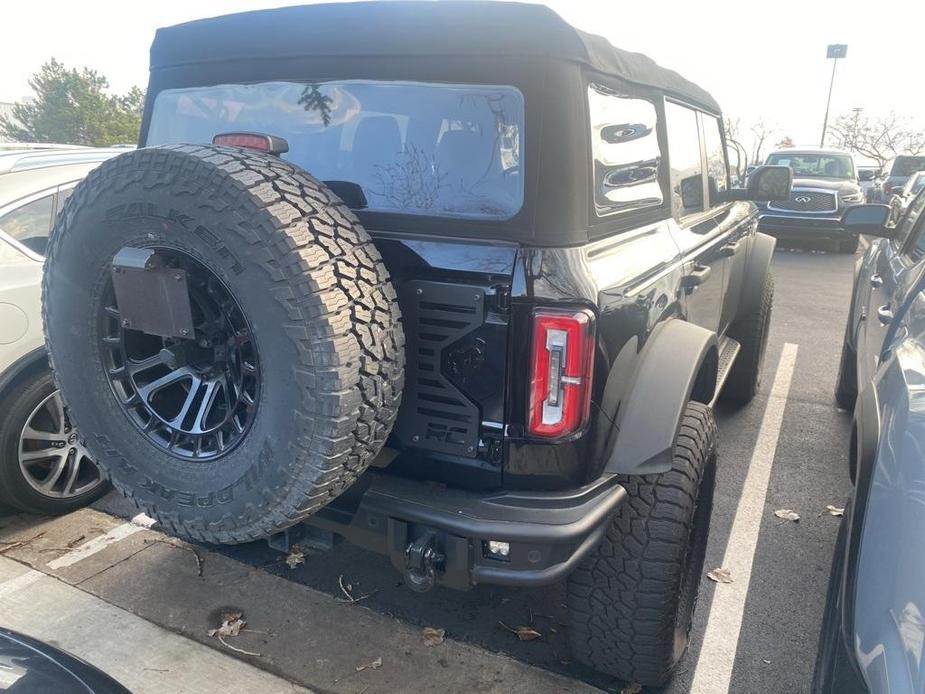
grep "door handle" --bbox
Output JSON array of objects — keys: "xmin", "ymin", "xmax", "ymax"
[
  {"xmin": 719, "ymin": 241, "xmax": 740, "ymax": 257},
  {"xmin": 682, "ymin": 264, "xmax": 712, "ymax": 290},
  {"xmin": 870, "ymin": 273, "xmax": 883, "ymax": 288},
  {"xmin": 877, "ymin": 304, "xmax": 894, "ymax": 325}
]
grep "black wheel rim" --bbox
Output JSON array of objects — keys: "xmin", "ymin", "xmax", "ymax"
[{"xmin": 100, "ymin": 248, "xmax": 259, "ymax": 461}]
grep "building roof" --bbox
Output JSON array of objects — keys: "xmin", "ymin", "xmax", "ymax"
[{"xmin": 150, "ymin": 1, "xmax": 720, "ymax": 113}]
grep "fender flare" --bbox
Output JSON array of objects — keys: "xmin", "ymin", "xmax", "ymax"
[
  {"xmin": 736, "ymin": 232, "xmax": 776, "ymax": 318},
  {"xmin": 604, "ymin": 319, "xmax": 717, "ymax": 476}
]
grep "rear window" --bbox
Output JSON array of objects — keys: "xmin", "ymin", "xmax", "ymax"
[
  {"xmin": 892, "ymin": 156, "xmax": 925, "ymax": 178},
  {"xmin": 147, "ymin": 80, "xmax": 524, "ymax": 221}
]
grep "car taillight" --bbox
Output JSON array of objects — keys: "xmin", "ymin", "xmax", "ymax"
[
  {"xmin": 212, "ymin": 132, "xmax": 289, "ymax": 156},
  {"xmin": 883, "ymin": 181, "xmax": 893, "ymax": 195},
  {"xmin": 528, "ymin": 309, "xmax": 595, "ymax": 438}
]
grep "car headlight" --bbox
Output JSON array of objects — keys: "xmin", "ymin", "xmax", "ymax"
[{"xmin": 841, "ymin": 192, "xmax": 864, "ymax": 203}]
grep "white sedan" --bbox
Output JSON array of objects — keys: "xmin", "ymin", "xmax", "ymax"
[{"xmin": 0, "ymin": 146, "xmax": 122, "ymax": 514}]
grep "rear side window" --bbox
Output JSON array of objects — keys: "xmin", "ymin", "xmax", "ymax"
[
  {"xmin": 664, "ymin": 101, "xmax": 705, "ymax": 219},
  {"xmin": 147, "ymin": 80, "xmax": 524, "ymax": 221},
  {"xmin": 0, "ymin": 193, "xmax": 54, "ymax": 256},
  {"xmin": 587, "ymin": 84, "xmax": 662, "ymax": 216}
]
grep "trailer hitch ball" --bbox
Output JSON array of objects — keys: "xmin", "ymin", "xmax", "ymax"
[{"xmin": 404, "ymin": 532, "xmax": 445, "ymax": 593}]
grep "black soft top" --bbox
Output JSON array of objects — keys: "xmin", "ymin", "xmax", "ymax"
[{"xmin": 150, "ymin": 1, "xmax": 720, "ymax": 114}]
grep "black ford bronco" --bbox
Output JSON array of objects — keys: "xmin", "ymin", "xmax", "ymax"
[{"xmin": 42, "ymin": 2, "xmax": 791, "ymax": 685}]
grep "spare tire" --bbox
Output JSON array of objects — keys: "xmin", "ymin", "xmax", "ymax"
[{"xmin": 43, "ymin": 145, "xmax": 405, "ymax": 543}]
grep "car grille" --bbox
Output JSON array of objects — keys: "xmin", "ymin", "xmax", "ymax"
[{"xmin": 769, "ymin": 190, "xmax": 837, "ymax": 213}]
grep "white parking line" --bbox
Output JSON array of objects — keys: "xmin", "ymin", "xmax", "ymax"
[
  {"xmin": 690, "ymin": 343, "xmax": 799, "ymax": 694},
  {"xmin": 46, "ymin": 522, "xmax": 145, "ymax": 570}
]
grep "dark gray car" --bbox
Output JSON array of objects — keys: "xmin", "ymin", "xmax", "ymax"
[{"xmin": 815, "ymin": 189, "xmax": 925, "ymax": 693}]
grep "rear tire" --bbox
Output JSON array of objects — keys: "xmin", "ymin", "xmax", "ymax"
[
  {"xmin": 567, "ymin": 402, "xmax": 717, "ymax": 686},
  {"xmin": 43, "ymin": 145, "xmax": 405, "ymax": 543},
  {"xmin": 721, "ymin": 274, "xmax": 774, "ymax": 404}
]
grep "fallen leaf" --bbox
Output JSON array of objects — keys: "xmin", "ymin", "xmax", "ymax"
[
  {"xmin": 285, "ymin": 545, "xmax": 305, "ymax": 569},
  {"xmin": 208, "ymin": 611, "xmax": 245, "ymax": 638},
  {"xmin": 621, "ymin": 684, "xmax": 643, "ymax": 694},
  {"xmin": 422, "ymin": 627, "xmax": 445, "ymax": 647},
  {"xmin": 826, "ymin": 505, "xmax": 845, "ymax": 517},
  {"xmin": 499, "ymin": 621, "xmax": 542, "ymax": 641},
  {"xmin": 356, "ymin": 656, "xmax": 382, "ymax": 672},
  {"xmin": 706, "ymin": 567, "xmax": 733, "ymax": 584},
  {"xmin": 774, "ymin": 509, "xmax": 800, "ymax": 522}
]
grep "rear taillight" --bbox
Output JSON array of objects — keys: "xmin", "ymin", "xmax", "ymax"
[
  {"xmin": 883, "ymin": 181, "xmax": 893, "ymax": 195},
  {"xmin": 212, "ymin": 132, "xmax": 289, "ymax": 156},
  {"xmin": 528, "ymin": 309, "xmax": 595, "ymax": 438}
]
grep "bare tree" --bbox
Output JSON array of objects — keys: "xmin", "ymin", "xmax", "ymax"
[
  {"xmin": 749, "ymin": 120, "xmax": 776, "ymax": 164},
  {"xmin": 829, "ymin": 110, "xmax": 925, "ymax": 168}
]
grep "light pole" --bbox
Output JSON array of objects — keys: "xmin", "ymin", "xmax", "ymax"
[{"xmin": 820, "ymin": 44, "xmax": 847, "ymax": 147}]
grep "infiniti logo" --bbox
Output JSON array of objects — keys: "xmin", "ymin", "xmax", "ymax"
[{"xmin": 794, "ymin": 195, "xmax": 812, "ymax": 203}]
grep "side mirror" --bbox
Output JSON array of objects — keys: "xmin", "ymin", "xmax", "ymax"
[
  {"xmin": 842, "ymin": 204, "xmax": 895, "ymax": 239},
  {"xmin": 720, "ymin": 165, "xmax": 792, "ymax": 202}
]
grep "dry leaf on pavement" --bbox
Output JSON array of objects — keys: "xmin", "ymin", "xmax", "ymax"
[
  {"xmin": 774, "ymin": 509, "xmax": 800, "ymax": 522},
  {"xmin": 826, "ymin": 505, "xmax": 845, "ymax": 517},
  {"xmin": 499, "ymin": 622, "xmax": 542, "ymax": 641},
  {"xmin": 356, "ymin": 656, "xmax": 383, "ymax": 672},
  {"xmin": 706, "ymin": 567, "xmax": 733, "ymax": 584},
  {"xmin": 208, "ymin": 611, "xmax": 245, "ymax": 637},
  {"xmin": 422, "ymin": 627, "xmax": 445, "ymax": 647},
  {"xmin": 621, "ymin": 684, "xmax": 643, "ymax": 694},
  {"xmin": 285, "ymin": 545, "xmax": 305, "ymax": 569}
]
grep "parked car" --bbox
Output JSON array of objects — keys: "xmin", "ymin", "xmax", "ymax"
[
  {"xmin": 0, "ymin": 626, "xmax": 130, "ymax": 692},
  {"xmin": 758, "ymin": 147, "xmax": 865, "ymax": 253},
  {"xmin": 858, "ymin": 166, "xmax": 879, "ymax": 202},
  {"xmin": 0, "ymin": 147, "xmax": 120, "ymax": 514},
  {"xmin": 873, "ymin": 155, "xmax": 925, "ymax": 202},
  {"xmin": 816, "ymin": 189, "xmax": 925, "ymax": 693},
  {"xmin": 888, "ymin": 170, "xmax": 925, "ymax": 222},
  {"xmin": 40, "ymin": 2, "xmax": 790, "ymax": 686}
]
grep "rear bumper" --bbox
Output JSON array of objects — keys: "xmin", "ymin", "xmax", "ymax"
[
  {"xmin": 757, "ymin": 213, "xmax": 855, "ymax": 244},
  {"xmin": 303, "ymin": 470, "xmax": 625, "ymax": 589}
]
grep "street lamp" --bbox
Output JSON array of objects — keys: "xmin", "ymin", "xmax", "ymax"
[{"xmin": 820, "ymin": 44, "xmax": 848, "ymax": 147}]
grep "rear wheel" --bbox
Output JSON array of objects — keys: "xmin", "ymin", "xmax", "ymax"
[
  {"xmin": 0, "ymin": 372, "xmax": 107, "ymax": 515},
  {"xmin": 567, "ymin": 402, "xmax": 717, "ymax": 686},
  {"xmin": 43, "ymin": 145, "xmax": 405, "ymax": 543},
  {"xmin": 721, "ymin": 274, "xmax": 774, "ymax": 404}
]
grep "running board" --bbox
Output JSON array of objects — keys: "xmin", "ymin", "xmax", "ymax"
[{"xmin": 709, "ymin": 337, "xmax": 741, "ymax": 407}]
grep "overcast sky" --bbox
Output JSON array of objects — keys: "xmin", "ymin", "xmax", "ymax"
[{"xmin": 2, "ymin": 0, "xmax": 923, "ymax": 157}]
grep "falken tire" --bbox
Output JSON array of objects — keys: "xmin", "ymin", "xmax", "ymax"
[
  {"xmin": 43, "ymin": 145, "xmax": 404, "ymax": 544},
  {"xmin": 721, "ymin": 274, "xmax": 774, "ymax": 404},
  {"xmin": 567, "ymin": 402, "xmax": 717, "ymax": 686}
]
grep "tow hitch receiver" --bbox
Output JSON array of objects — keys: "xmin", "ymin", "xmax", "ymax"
[
  {"xmin": 111, "ymin": 247, "xmax": 195, "ymax": 339},
  {"xmin": 404, "ymin": 532, "xmax": 445, "ymax": 593}
]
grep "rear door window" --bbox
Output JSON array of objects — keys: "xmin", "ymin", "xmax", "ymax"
[
  {"xmin": 147, "ymin": 80, "xmax": 524, "ymax": 221},
  {"xmin": 587, "ymin": 84, "xmax": 662, "ymax": 216},
  {"xmin": 664, "ymin": 101, "xmax": 705, "ymax": 220}
]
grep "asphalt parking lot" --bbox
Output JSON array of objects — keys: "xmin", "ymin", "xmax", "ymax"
[{"xmin": 0, "ymin": 245, "xmax": 857, "ymax": 693}]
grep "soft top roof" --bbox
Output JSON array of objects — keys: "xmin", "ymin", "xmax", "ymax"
[{"xmin": 150, "ymin": 1, "xmax": 720, "ymax": 114}]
